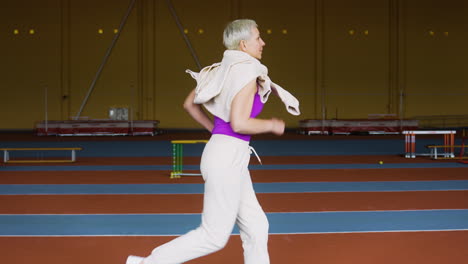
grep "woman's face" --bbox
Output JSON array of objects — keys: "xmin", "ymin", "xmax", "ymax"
[{"xmin": 240, "ymin": 27, "xmax": 265, "ymax": 60}]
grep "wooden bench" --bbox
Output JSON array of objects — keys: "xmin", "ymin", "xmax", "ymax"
[
  {"xmin": 425, "ymin": 145, "xmax": 466, "ymax": 160},
  {"xmin": 0, "ymin": 147, "xmax": 83, "ymax": 163}
]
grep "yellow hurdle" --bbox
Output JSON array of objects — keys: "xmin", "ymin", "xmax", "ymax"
[
  {"xmin": 0, "ymin": 147, "xmax": 83, "ymax": 163},
  {"xmin": 170, "ymin": 140, "xmax": 208, "ymax": 178}
]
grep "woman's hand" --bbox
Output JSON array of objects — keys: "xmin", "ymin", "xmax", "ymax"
[
  {"xmin": 231, "ymin": 79, "xmax": 285, "ymax": 136},
  {"xmin": 270, "ymin": 118, "xmax": 285, "ymax": 136}
]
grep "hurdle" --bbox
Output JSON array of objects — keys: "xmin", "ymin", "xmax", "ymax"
[
  {"xmin": 403, "ymin": 130, "xmax": 456, "ymax": 158},
  {"xmin": 170, "ymin": 140, "xmax": 208, "ymax": 178},
  {"xmin": 1, "ymin": 147, "xmax": 83, "ymax": 163}
]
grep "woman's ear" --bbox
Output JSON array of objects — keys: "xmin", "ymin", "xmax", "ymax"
[{"xmin": 239, "ymin": 40, "xmax": 246, "ymax": 51}]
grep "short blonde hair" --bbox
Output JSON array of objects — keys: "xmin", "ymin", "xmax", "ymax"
[{"xmin": 223, "ymin": 19, "xmax": 258, "ymax": 50}]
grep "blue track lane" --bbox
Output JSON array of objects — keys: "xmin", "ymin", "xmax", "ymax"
[
  {"xmin": 1, "ymin": 180, "xmax": 468, "ymax": 195},
  {"xmin": 1, "ymin": 162, "xmax": 467, "ymax": 171},
  {"xmin": 0, "ymin": 210, "xmax": 467, "ymax": 236},
  {"xmin": 0, "ymin": 138, "xmax": 464, "ymax": 157}
]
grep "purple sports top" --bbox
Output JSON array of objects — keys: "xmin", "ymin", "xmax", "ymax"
[{"xmin": 211, "ymin": 90, "xmax": 264, "ymax": 142}]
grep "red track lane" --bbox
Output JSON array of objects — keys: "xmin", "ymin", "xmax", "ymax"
[
  {"xmin": 1, "ymin": 191, "xmax": 467, "ymax": 214},
  {"xmin": 1, "ymin": 168, "xmax": 468, "ymax": 184},
  {"xmin": 2, "ymin": 232, "xmax": 468, "ymax": 264}
]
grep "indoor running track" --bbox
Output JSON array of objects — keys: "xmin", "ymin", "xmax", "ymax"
[{"xmin": 1, "ymin": 136, "xmax": 468, "ymax": 264}]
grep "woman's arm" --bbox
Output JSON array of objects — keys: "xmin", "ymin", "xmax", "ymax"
[
  {"xmin": 183, "ymin": 89, "xmax": 214, "ymax": 132},
  {"xmin": 230, "ymin": 79, "xmax": 285, "ymax": 135}
]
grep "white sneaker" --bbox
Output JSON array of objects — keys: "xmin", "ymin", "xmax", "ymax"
[{"xmin": 126, "ymin": 255, "xmax": 144, "ymax": 264}]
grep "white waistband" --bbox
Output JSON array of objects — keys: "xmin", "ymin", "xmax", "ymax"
[{"xmin": 209, "ymin": 134, "xmax": 262, "ymax": 164}]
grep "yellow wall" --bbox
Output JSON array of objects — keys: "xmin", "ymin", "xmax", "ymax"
[
  {"xmin": 403, "ymin": 0, "xmax": 468, "ymax": 117},
  {"xmin": 0, "ymin": 0, "xmax": 467, "ymax": 129}
]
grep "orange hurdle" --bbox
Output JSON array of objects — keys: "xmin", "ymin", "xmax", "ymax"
[{"xmin": 402, "ymin": 130, "xmax": 456, "ymax": 158}]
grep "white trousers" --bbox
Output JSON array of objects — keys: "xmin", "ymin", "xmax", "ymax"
[{"xmin": 143, "ymin": 134, "xmax": 270, "ymax": 264}]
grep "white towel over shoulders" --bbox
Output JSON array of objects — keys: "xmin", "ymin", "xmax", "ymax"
[{"xmin": 186, "ymin": 50, "xmax": 300, "ymax": 122}]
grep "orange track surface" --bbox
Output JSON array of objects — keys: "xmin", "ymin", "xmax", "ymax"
[
  {"xmin": 1, "ymin": 191, "xmax": 468, "ymax": 214},
  {"xmin": 2, "ymin": 132, "xmax": 468, "ymax": 263},
  {"xmin": 1, "ymin": 167, "xmax": 468, "ymax": 184},
  {"xmin": 2, "ymin": 232, "xmax": 468, "ymax": 264}
]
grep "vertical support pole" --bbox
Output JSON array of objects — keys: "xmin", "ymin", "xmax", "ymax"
[
  {"xmin": 140, "ymin": 0, "xmax": 156, "ymax": 121},
  {"xmin": 315, "ymin": 0, "xmax": 325, "ymax": 134},
  {"xmin": 178, "ymin": 144, "xmax": 183, "ymax": 176},
  {"xmin": 171, "ymin": 142, "xmax": 177, "ymax": 178},
  {"xmin": 44, "ymin": 85, "xmax": 48, "ymax": 135},
  {"xmin": 461, "ymin": 129, "xmax": 466, "ymax": 159},
  {"xmin": 444, "ymin": 134, "xmax": 448, "ymax": 158},
  {"xmin": 404, "ymin": 133, "xmax": 408, "ymax": 158},
  {"xmin": 60, "ymin": 0, "xmax": 71, "ymax": 120},
  {"xmin": 397, "ymin": 0, "xmax": 406, "ymax": 131},
  {"xmin": 130, "ymin": 82, "xmax": 135, "ymax": 135},
  {"xmin": 389, "ymin": 0, "xmax": 395, "ymax": 115},
  {"xmin": 451, "ymin": 132, "xmax": 455, "ymax": 157}
]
